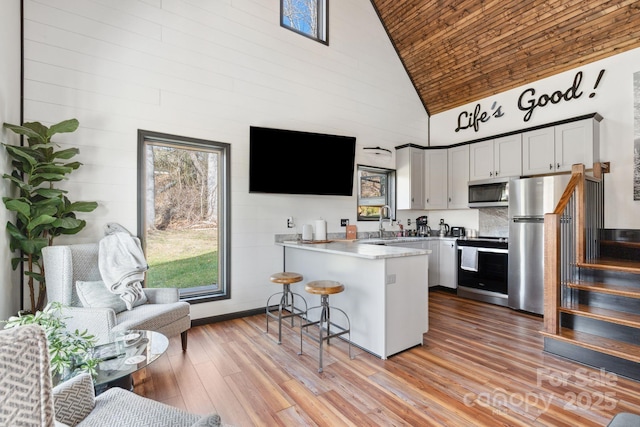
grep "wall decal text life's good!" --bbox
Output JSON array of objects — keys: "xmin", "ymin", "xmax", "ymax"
[
  {"xmin": 452, "ymin": 69, "xmax": 605, "ymax": 132},
  {"xmin": 455, "ymin": 101, "xmax": 505, "ymax": 132},
  {"xmin": 517, "ymin": 70, "xmax": 606, "ymax": 122}
]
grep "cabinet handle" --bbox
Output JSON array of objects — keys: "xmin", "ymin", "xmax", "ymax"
[
  {"xmin": 557, "ymin": 163, "xmax": 560, "ymax": 169},
  {"xmin": 489, "ymin": 171, "xmax": 493, "ymax": 177},
  {"xmin": 448, "ymin": 197, "xmax": 452, "ymax": 202},
  {"xmin": 426, "ymin": 198, "xmax": 429, "ymax": 203},
  {"xmin": 549, "ymin": 163, "xmax": 553, "ymax": 170},
  {"xmin": 495, "ymin": 170, "xmax": 499, "ymax": 176}
]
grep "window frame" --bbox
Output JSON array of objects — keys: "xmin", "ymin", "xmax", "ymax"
[
  {"xmin": 280, "ymin": 0, "xmax": 328, "ymax": 45},
  {"xmin": 137, "ymin": 130, "xmax": 231, "ymax": 303},
  {"xmin": 356, "ymin": 164, "xmax": 396, "ymax": 222}
]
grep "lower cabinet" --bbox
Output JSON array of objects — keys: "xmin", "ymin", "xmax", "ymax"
[
  {"xmin": 439, "ymin": 239, "xmax": 458, "ymax": 289},
  {"xmin": 427, "ymin": 240, "xmax": 440, "ymax": 287},
  {"xmin": 387, "ymin": 238, "xmax": 457, "ymax": 289}
]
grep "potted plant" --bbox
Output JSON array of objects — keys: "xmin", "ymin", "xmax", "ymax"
[
  {"xmin": 3, "ymin": 302, "xmax": 100, "ymax": 378},
  {"xmin": 2, "ymin": 118, "xmax": 98, "ymax": 313}
]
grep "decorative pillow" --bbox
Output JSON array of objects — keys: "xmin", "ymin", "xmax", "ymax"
[
  {"xmin": 52, "ymin": 372, "xmax": 95, "ymax": 426},
  {"xmin": 76, "ymin": 280, "xmax": 127, "ymax": 313}
]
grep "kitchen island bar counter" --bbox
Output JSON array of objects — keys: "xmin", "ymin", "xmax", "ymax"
[
  {"xmin": 277, "ymin": 240, "xmax": 430, "ymax": 359},
  {"xmin": 277, "ymin": 239, "xmax": 431, "ymax": 259}
]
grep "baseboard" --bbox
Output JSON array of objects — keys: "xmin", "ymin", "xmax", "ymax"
[{"xmin": 191, "ymin": 307, "xmax": 266, "ymax": 326}]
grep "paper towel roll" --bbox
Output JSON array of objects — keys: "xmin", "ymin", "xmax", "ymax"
[
  {"xmin": 302, "ymin": 224, "xmax": 313, "ymax": 241},
  {"xmin": 315, "ymin": 219, "xmax": 327, "ymax": 241}
]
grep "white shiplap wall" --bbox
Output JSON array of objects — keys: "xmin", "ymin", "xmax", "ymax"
[{"xmin": 21, "ymin": 0, "xmax": 429, "ymax": 318}]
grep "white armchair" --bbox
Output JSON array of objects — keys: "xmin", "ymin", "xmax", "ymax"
[
  {"xmin": 42, "ymin": 243, "xmax": 191, "ymax": 350},
  {"xmin": 0, "ymin": 325, "xmax": 221, "ymax": 427}
]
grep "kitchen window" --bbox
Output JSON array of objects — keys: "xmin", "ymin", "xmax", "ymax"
[
  {"xmin": 357, "ymin": 165, "xmax": 396, "ymax": 221},
  {"xmin": 281, "ymin": 0, "xmax": 328, "ymax": 44},
  {"xmin": 137, "ymin": 130, "xmax": 231, "ymax": 303}
]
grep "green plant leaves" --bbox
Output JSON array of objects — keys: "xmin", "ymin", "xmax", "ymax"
[
  {"xmin": 2, "ymin": 118, "xmax": 98, "ymax": 313},
  {"xmin": 47, "ymin": 118, "xmax": 79, "ymax": 137},
  {"xmin": 1, "ymin": 302, "xmax": 98, "ymax": 377},
  {"xmin": 2, "ymin": 123, "xmax": 43, "ymax": 141},
  {"xmin": 4, "ymin": 199, "xmax": 30, "ymax": 218}
]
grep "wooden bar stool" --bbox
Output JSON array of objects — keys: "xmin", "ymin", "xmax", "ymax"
[
  {"xmin": 266, "ymin": 272, "xmax": 307, "ymax": 344},
  {"xmin": 299, "ymin": 280, "xmax": 352, "ymax": 373}
]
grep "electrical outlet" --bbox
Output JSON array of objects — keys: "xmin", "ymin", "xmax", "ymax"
[
  {"xmin": 340, "ymin": 219, "xmax": 349, "ymax": 227},
  {"xmin": 287, "ymin": 217, "xmax": 294, "ymax": 228}
]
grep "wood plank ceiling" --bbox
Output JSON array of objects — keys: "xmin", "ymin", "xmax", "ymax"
[{"xmin": 370, "ymin": 0, "xmax": 640, "ymax": 115}]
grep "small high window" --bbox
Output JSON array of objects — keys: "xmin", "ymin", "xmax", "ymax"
[
  {"xmin": 281, "ymin": 0, "xmax": 328, "ymax": 44},
  {"xmin": 357, "ymin": 165, "xmax": 396, "ymax": 221}
]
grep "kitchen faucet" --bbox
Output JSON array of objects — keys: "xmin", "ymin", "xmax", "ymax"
[{"xmin": 379, "ymin": 205, "xmax": 391, "ymax": 238}]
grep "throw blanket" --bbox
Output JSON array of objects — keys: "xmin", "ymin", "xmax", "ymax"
[{"xmin": 98, "ymin": 223, "xmax": 149, "ymax": 310}]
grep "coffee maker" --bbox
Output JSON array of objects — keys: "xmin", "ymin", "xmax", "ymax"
[{"xmin": 416, "ymin": 216, "xmax": 430, "ymax": 236}]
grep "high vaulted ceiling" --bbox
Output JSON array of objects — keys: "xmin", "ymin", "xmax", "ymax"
[{"xmin": 370, "ymin": 0, "xmax": 640, "ymax": 116}]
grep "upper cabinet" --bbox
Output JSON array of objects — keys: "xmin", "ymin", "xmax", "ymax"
[
  {"xmin": 447, "ymin": 145, "xmax": 469, "ymax": 209},
  {"xmin": 425, "ymin": 149, "xmax": 448, "ymax": 210},
  {"xmin": 522, "ymin": 117, "xmax": 599, "ymax": 175},
  {"xmin": 469, "ymin": 134, "xmax": 522, "ymax": 182},
  {"xmin": 396, "ymin": 146, "xmax": 424, "ymax": 210},
  {"xmin": 494, "ymin": 134, "xmax": 523, "ymax": 178},
  {"xmin": 396, "ymin": 114, "xmax": 601, "ymax": 211}
]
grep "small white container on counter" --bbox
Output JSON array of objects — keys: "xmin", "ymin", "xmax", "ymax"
[
  {"xmin": 302, "ymin": 224, "xmax": 313, "ymax": 241},
  {"xmin": 315, "ymin": 219, "xmax": 327, "ymax": 241}
]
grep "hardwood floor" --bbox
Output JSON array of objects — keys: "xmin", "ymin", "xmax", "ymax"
[{"xmin": 133, "ymin": 290, "xmax": 640, "ymax": 426}]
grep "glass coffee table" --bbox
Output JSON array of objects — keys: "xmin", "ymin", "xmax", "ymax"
[{"xmin": 90, "ymin": 330, "xmax": 168, "ymax": 394}]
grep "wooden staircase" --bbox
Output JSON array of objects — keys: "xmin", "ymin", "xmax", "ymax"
[{"xmin": 541, "ymin": 163, "xmax": 640, "ymax": 380}]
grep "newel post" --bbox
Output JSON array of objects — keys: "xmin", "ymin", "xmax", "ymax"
[{"xmin": 543, "ymin": 212, "xmax": 560, "ymax": 334}]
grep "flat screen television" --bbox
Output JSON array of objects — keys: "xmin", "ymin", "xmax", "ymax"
[{"xmin": 249, "ymin": 126, "xmax": 356, "ymax": 196}]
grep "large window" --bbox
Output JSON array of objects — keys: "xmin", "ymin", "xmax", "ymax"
[
  {"xmin": 137, "ymin": 130, "xmax": 230, "ymax": 302},
  {"xmin": 357, "ymin": 165, "xmax": 396, "ymax": 221},
  {"xmin": 281, "ymin": 0, "xmax": 328, "ymax": 44}
]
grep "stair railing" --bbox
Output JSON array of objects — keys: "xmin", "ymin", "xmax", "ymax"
[{"xmin": 543, "ymin": 163, "xmax": 608, "ymax": 334}]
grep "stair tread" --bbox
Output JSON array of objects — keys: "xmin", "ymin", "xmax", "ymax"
[
  {"xmin": 541, "ymin": 328, "xmax": 640, "ymax": 363},
  {"xmin": 601, "ymin": 239, "xmax": 640, "ymax": 248},
  {"xmin": 568, "ymin": 281, "xmax": 640, "ymax": 298},
  {"xmin": 559, "ymin": 303, "xmax": 640, "ymax": 328},
  {"xmin": 578, "ymin": 257, "xmax": 640, "ymax": 273}
]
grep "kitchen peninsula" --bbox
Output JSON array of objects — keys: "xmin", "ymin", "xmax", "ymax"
[{"xmin": 277, "ymin": 240, "xmax": 430, "ymax": 359}]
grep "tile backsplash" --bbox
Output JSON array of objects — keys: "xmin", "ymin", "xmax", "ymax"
[{"xmin": 478, "ymin": 207, "xmax": 508, "ymax": 237}]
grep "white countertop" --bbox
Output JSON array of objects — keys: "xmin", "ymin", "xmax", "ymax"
[{"xmin": 277, "ymin": 240, "xmax": 431, "ymax": 260}]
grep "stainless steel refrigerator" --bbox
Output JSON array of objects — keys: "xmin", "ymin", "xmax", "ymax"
[{"xmin": 508, "ymin": 174, "xmax": 570, "ymax": 315}]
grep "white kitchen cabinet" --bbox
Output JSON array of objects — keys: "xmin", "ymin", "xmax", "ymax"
[
  {"xmin": 469, "ymin": 134, "xmax": 522, "ymax": 182},
  {"xmin": 424, "ymin": 149, "xmax": 448, "ymax": 210},
  {"xmin": 469, "ymin": 140, "xmax": 494, "ymax": 181},
  {"xmin": 386, "ymin": 238, "xmax": 441, "ymax": 288},
  {"xmin": 427, "ymin": 239, "xmax": 440, "ymax": 287},
  {"xmin": 439, "ymin": 239, "xmax": 458, "ymax": 289},
  {"xmin": 447, "ymin": 145, "xmax": 469, "ymax": 209},
  {"xmin": 396, "ymin": 146, "xmax": 424, "ymax": 210},
  {"xmin": 554, "ymin": 119, "xmax": 598, "ymax": 172},
  {"xmin": 494, "ymin": 134, "xmax": 522, "ymax": 178},
  {"xmin": 522, "ymin": 127, "xmax": 556, "ymax": 175},
  {"xmin": 522, "ymin": 118, "xmax": 599, "ymax": 175}
]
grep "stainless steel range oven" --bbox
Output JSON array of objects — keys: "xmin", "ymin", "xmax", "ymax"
[{"xmin": 456, "ymin": 237, "xmax": 508, "ymax": 307}]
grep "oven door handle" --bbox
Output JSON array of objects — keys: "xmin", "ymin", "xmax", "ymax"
[{"xmin": 458, "ymin": 247, "xmax": 508, "ymax": 254}]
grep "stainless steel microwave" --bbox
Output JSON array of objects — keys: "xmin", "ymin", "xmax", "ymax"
[{"xmin": 468, "ymin": 177, "xmax": 511, "ymax": 207}]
